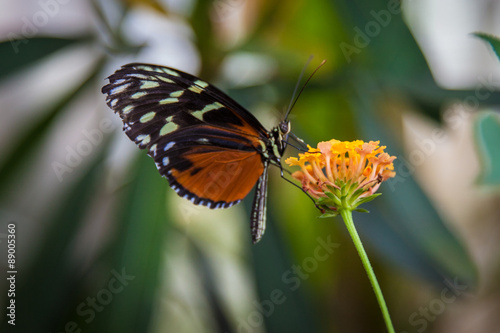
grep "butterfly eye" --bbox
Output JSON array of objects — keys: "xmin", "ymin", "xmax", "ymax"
[{"xmin": 279, "ymin": 121, "xmax": 291, "ymax": 135}]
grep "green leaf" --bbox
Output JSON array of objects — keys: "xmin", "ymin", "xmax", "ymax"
[
  {"xmin": 0, "ymin": 36, "xmax": 91, "ymax": 80},
  {"xmin": 473, "ymin": 32, "xmax": 500, "ymax": 61},
  {"xmin": 350, "ymin": 187, "xmax": 367, "ymax": 202},
  {"xmin": 0, "ymin": 57, "xmax": 106, "ymax": 199},
  {"xmin": 323, "ymin": 189, "xmax": 338, "ymax": 201},
  {"xmin": 316, "ymin": 196, "xmax": 336, "ymax": 208},
  {"xmin": 319, "ymin": 211, "xmax": 339, "ymax": 218},
  {"xmin": 355, "ymin": 208, "xmax": 370, "ymax": 213},
  {"xmin": 355, "ymin": 193, "xmax": 382, "ymax": 206},
  {"xmin": 474, "ymin": 111, "xmax": 500, "ymax": 185}
]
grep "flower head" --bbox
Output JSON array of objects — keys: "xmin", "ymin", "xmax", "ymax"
[{"xmin": 285, "ymin": 139, "xmax": 396, "ymax": 215}]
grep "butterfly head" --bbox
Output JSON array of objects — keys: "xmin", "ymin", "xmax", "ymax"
[
  {"xmin": 266, "ymin": 120, "xmax": 291, "ymax": 165},
  {"xmin": 279, "ymin": 120, "xmax": 291, "ymax": 137}
]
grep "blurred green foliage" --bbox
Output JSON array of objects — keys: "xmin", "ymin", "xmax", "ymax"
[{"xmin": 1, "ymin": 1, "xmax": 499, "ymax": 333}]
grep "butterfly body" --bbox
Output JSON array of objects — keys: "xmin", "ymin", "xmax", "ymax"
[{"xmin": 102, "ymin": 63, "xmax": 289, "ymax": 243}]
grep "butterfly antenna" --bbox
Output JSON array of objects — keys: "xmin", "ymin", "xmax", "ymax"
[
  {"xmin": 284, "ymin": 58, "xmax": 327, "ymax": 121},
  {"xmin": 285, "ymin": 55, "xmax": 313, "ymax": 118}
]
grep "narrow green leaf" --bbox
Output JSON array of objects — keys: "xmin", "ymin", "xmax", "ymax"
[
  {"xmin": 316, "ymin": 197, "xmax": 335, "ymax": 208},
  {"xmin": 319, "ymin": 212, "xmax": 339, "ymax": 218},
  {"xmin": 474, "ymin": 111, "xmax": 500, "ymax": 185},
  {"xmin": 355, "ymin": 193, "xmax": 382, "ymax": 206},
  {"xmin": 473, "ymin": 32, "xmax": 500, "ymax": 61},
  {"xmin": 323, "ymin": 190, "xmax": 337, "ymax": 201}
]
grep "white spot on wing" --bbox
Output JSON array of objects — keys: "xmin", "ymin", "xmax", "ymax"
[
  {"xmin": 127, "ymin": 73, "xmax": 148, "ymax": 79},
  {"xmin": 159, "ymin": 97, "xmax": 179, "ymax": 104},
  {"xmin": 136, "ymin": 134, "xmax": 151, "ymax": 145},
  {"xmin": 110, "ymin": 83, "xmax": 131, "ymax": 95},
  {"xmin": 132, "ymin": 91, "xmax": 147, "ymax": 99},
  {"xmin": 122, "ymin": 105, "xmax": 134, "ymax": 114},
  {"xmin": 160, "ymin": 68, "xmax": 180, "ymax": 76},
  {"xmin": 201, "ymin": 102, "xmax": 224, "ymax": 113},
  {"xmin": 188, "ymin": 85, "xmax": 203, "ymax": 94},
  {"xmin": 140, "ymin": 111, "xmax": 156, "ymax": 123},
  {"xmin": 170, "ymin": 90, "xmax": 184, "ymax": 98},
  {"xmin": 163, "ymin": 157, "xmax": 170, "ymax": 166},
  {"xmin": 141, "ymin": 81, "xmax": 160, "ymax": 89},
  {"xmin": 149, "ymin": 143, "xmax": 157, "ymax": 156},
  {"xmin": 164, "ymin": 141, "xmax": 176, "ymax": 151},
  {"xmin": 194, "ymin": 80, "xmax": 209, "ymax": 88},
  {"xmin": 136, "ymin": 65, "xmax": 153, "ymax": 71},
  {"xmin": 191, "ymin": 102, "xmax": 224, "ymax": 121},
  {"xmin": 158, "ymin": 76, "xmax": 175, "ymax": 83},
  {"xmin": 160, "ymin": 122, "xmax": 178, "ymax": 136}
]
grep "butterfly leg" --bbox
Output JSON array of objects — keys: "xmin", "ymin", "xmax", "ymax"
[{"xmin": 283, "ymin": 132, "xmax": 308, "ymax": 152}]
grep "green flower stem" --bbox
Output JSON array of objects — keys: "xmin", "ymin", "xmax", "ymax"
[{"xmin": 339, "ymin": 209, "xmax": 395, "ymax": 333}]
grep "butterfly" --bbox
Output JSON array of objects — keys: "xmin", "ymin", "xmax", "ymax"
[{"xmin": 102, "ymin": 63, "xmax": 297, "ymax": 243}]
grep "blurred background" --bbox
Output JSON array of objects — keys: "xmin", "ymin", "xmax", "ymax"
[{"xmin": 1, "ymin": 0, "xmax": 500, "ymax": 332}]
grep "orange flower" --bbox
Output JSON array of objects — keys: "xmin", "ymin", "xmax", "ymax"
[{"xmin": 286, "ymin": 139, "xmax": 396, "ymax": 214}]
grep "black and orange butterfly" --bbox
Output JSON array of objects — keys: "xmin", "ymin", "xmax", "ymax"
[{"xmin": 102, "ymin": 63, "xmax": 309, "ymax": 243}]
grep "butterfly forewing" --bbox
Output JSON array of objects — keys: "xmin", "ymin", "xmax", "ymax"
[{"xmin": 102, "ymin": 63, "xmax": 271, "ymax": 210}]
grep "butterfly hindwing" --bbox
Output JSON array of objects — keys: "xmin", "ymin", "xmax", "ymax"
[{"xmin": 102, "ymin": 63, "xmax": 270, "ymax": 209}]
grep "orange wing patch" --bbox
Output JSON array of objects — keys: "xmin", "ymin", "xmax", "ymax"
[{"xmin": 170, "ymin": 148, "xmax": 264, "ymax": 207}]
